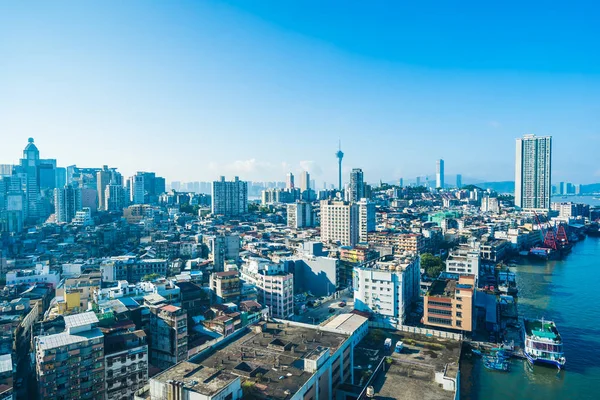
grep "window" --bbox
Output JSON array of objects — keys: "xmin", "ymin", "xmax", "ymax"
[
  {"xmin": 456, "ymin": 312, "xmax": 462, "ymax": 318},
  {"xmin": 457, "ymin": 321, "xmax": 462, "ymax": 327}
]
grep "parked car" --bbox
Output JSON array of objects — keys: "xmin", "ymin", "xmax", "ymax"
[
  {"xmin": 328, "ymin": 308, "xmax": 335, "ymax": 313},
  {"xmin": 338, "ymin": 301, "xmax": 346, "ymax": 307}
]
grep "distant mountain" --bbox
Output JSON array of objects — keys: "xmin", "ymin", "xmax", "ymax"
[{"xmin": 473, "ymin": 181, "xmax": 515, "ymax": 194}]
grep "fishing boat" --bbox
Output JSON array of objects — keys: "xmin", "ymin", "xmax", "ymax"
[
  {"xmin": 483, "ymin": 355, "xmax": 510, "ymax": 372},
  {"xmin": 524, "ymin": 318, "xmax": 566, "ymax": 369},
  {"xmin": 471, "ymin": 348, "xmax": 483, "ymax": 356}
]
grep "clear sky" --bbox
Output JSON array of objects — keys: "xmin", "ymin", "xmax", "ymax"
[{"xmin": 1, "ymin": 1, "xmax": 599, "ymax": 185}]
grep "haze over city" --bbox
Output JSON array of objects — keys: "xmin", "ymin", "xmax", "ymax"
[{"xmin": 2, "ymin": 1, "xmax": 599, "ymax": 184}]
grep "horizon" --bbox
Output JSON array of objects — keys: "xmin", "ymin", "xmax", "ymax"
[{"xmin": 2, "ymin": 1, "xmax": 599, "ymax": 183}]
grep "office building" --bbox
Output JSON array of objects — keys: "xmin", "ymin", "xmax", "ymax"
[
  {"xmin": 353, "ymin": 254, "xmax": 420, "ymax": 324},
  {"xmin": 456, "ymin": 174, "xmax": 462, "ymax": 189},
  {"xmin": 424, "ymin": 274, "xmax": 475, "ymax": 332},
  {"xmin": 211, "ymin": 270, "xmax": 241, "ymax": 304},
  {"xmin": 286, "ymin": 172, "xmax": 295, "ymax": 189},
  {"xmin": 300, "ymin": 171, "xmax": 310, "ymax": 192},
  {"xmin": 319, "ymin": 200, "xmax": 359, "ymax": 247},
  {"xmin": 515, "ymin": 134, "xmax": 552, "ymax": 210},
  {"xmin": 287, "ymin": 201, "xmax": 315, "ymax": 229},
  {"xmin": 35, "ymin": 312, "xmax": 105, "ymax": 400},
  {"xmin": 240, "ymin": 258, "xmax": 294, "ymax": 319},
  {"xmin": 357, "ymin": 198, "xmax": 375, "ymax": 243},
  {"xmin": 105, "ymin": 184, "xmax": 126, "ymax": 212},
  {"xmin": 211, "ymin": 176, "xmax": 248, "ymax": 217},
  {"xmin": 148, "ymin": 305, "xmax": 188, "ymax": 369},
  {"xmin": 347, "ymin": 168, "xmax": 365, "ymax": 202},
  {"xmin": 436, "ymin": 159, "xmax": 445, "ymax": 189},
  {"xmin": 54, "ymin": 184, "xmax": 82, "ymax": 223},
  {"xmin": 131, "ymin": 174, "xmax": 146, "ymax": 204},
  {"xmin": 97, "ymin": 166, "xmax": 111, "ymax": 210}
]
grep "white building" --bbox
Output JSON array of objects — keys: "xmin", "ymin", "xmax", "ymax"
[
  {"xmin": 320, "ymin": 200, "xmax": 359, "ymax": 247},
  {"xmin": 6, "ymin": 263, "xmax": 61, "ymax": 288},
  {"xmin": 287, "ymin": 201, "xmax": 315, "ymax": 229},
  {"xmin": 131, "ymin": 174, "xmax": 146, "ymax": 204},
  {"xmin": 515, "ymin": 134, "xmax": 552, "ymax": 210},
  {"xmin": 480, "ymin": 196, "xmax": 500, "ymax": 213},
  {"xmin": 240, "ymin": 258, "xmax": 294, "ymax": 319},
  {"xmin": 445, "ymin": 243, "xmax": 481, "ymax": 277},
  {"xmin": 357, "ymin": 198, "xmax": 375, "ymax": 243},
  {"xmin": 203, "ymin": 234, "xmax": 240, "ymax": 272},
  {"xmin": 211, "ymin": 176, "xmax": 248, "ymax": 217},
  {"xmin": 353, "ymin": 254, "xmax": 420, "ymax": 324},
  {"xmin": 72, "ymin": 207, "xmax": 93, "ymax": 226}
]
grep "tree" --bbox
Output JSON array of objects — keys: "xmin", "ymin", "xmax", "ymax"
[
  {"xmin": 421, "ymin": 253, "xmax": 444, "ymax": 278},
  {"xmin": 142, "ymin": 273, "xmax": 161, "ymax": 282}
]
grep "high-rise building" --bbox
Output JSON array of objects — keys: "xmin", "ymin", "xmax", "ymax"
[
  {"xmin": 104, "ymin": 330, "xmax": 149, "ymax": 400},
  {"xmin": 105, "ymin": 184, "xmax": 125, "ymax": 212},
  {"xmin": 54, "ymin": 184, "xmax": 82, "ymax": 223},
  {"xmin": 456, "ymin": 174, "xmax": 462, "ymax": 189},
  {"xmin": 300, "ymin": 171, "xmax": 310, "ymax": 192},
  {"xmin": 436, "ymin": 159, "xmax": 445, "ymax": 189},
  {"xmin": 515, "ymin": 134, "xmax": 552, "ymax": 210},
  {"xmin": 399, "ymin": 177, "xmax": 404, "ymax": 187},
  {"xmin": 203, "ymin": 233, "xmax": 240, "ymax": 272},
  {"xmin": 286, "ymin": 172, "xmax": 295, "ymax": 189},
  {"xmin": 240, "ymin": 258, "xmax": 294, "ymax": 319},
  {"xmin": 131, "ymin": 174, "xmax": 146, "ymax": 204},
  {"xmin": 287, "ymin": 201, "xmax": 315, "ymax": 229},
  {"xmin": 211, "ymin": 176, "xmax": 248, "ymax": 217},
  {"xmin": 348, "ymin": 168, "xmax": 365, "ymax": 203},
  {"xmin": 416, "ymin": 176, "xmax": 421, "ymax": 187},
  {"xmin": 35, "ymin": 312, "xmax": 105, "ymax": 400},
  {"xmin": 97, "ymin": 166, "xmax": 112, "ymax": 210},
  {"xmin": 357, "ymin": 198, "xmax": 375, "ymax": 243},
  {"xmin": 320, "ymin": 200, "xmax": 359, "ymax": 247},
  {"xmin": 148, "ymin": 305, "xmax": 188, "ymax": 369}
]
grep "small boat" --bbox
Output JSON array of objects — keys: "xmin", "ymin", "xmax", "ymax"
[
  {"xmin": 471, "ymin": 348, "xmax": 483, "ymax": 356},
  {"xmin": 483, "ymin": 355, "xmax": 510, "ymax": 372}
]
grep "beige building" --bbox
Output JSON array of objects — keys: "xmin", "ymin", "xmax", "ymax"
[
  {"xmin": 320, "ymin": 200, "xmax": 359, "ymax": 247},
  {"xmin": 423, "ymin": 274, "xmax": 475, "ymax": 332}
]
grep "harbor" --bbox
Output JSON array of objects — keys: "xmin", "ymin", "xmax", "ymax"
[{"xmin": 460, "ymin": 235, "xmax": 600, "ymax": 400}]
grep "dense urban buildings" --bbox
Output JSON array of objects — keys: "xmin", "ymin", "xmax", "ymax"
[{"xmin": 515, "ymin": 134, "xmax": 552, "ymax": 210}]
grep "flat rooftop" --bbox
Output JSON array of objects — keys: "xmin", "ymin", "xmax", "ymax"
[
  {"xmin": 191, "ymin": 321, "xmax": 351, "ymax": 399},
  {"xmin": 428, "ymin": 279, "xmax": 457, "ymax": 297},
  {"xmin": 37, "ymin": 328, "xmax": 103, "ymax": 351},
  {"xmin": 151, "ymin": 361, "xmax": 239, "ymax": 397}
]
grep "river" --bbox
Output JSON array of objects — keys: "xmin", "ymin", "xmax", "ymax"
[{"xmin": 461, "ymin": 236, "xmax": 600, "ymax": 400}]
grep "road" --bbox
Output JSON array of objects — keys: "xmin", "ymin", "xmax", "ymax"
[{"xmin": 296, "ymin": 292, "xmax": 354, "ymax": 325}]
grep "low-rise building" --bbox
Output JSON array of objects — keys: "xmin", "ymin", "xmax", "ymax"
[
  {"xmin": 240, "ymin": 258, "xmax": 294, "ymax": 319},
  {"xmin": 211, "ymin": 271, "xmax": 241, "ymax": 304},
  {"xmin": 353, "ymin": 254, "xmax": 420, "ymax": 324},
  {"xmin": 423, "ymin": 274, "xmax": 475, "ymax": 332},
  {"xmin": 5, "ymin": 263, "xmax": 61, "ymax": 288}
]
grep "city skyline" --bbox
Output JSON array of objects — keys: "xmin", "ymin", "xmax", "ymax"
[{"xmin": 1, "ymin": 2, "xmax": 599, "ymax": 183}]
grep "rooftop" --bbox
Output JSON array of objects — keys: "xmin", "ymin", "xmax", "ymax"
[
  {"xmin": 64, "ymin": 311, "xmax": 99, "ymax": 328},
  {"xmin": 152, "ymin": 361, "xmax": 239, "ymax": 397},
  {"xmin": 190, "ymin": 321, "xmax": 352, "ymax": 399},
  {"xmin": 37, "ymin": 327, "xmax": 103, "ymax": 351}
]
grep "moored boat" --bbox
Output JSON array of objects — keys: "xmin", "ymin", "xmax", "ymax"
[{"xmin": 524, "ymin": 318, "xmax": 566, "ymax": 369}]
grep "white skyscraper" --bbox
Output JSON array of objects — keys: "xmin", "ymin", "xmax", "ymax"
[
  {"xmin": 320, "ymin": 200, "xmax": 359, "ymax": 247},
  {"xmin": 211, "ymin": 176, "xmax": 248, "ymax": 217},
  {"xmin": 300, "ymin": 171, "xmax": 310, "ymax": 192},
  {"xmin": 515, "ymin": 134, "xmax": 552, "ymax": 210},
  {"xmin": 436, "ymin": 159, "xmax": 444, "ymax": 189}
]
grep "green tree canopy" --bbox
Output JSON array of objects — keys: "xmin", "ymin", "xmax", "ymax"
[{"xmin": 421, "ymin": 253, "xmax": 444, "ymax": 278}]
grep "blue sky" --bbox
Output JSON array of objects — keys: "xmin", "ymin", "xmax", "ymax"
[{"xmin": 1, "ymin": 1, "xmax": 599, "ymax": 185}]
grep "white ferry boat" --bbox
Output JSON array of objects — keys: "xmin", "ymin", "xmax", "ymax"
[{"xmin": 524, "ymin": 318, "xmax": 566, "ymax": 369}]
